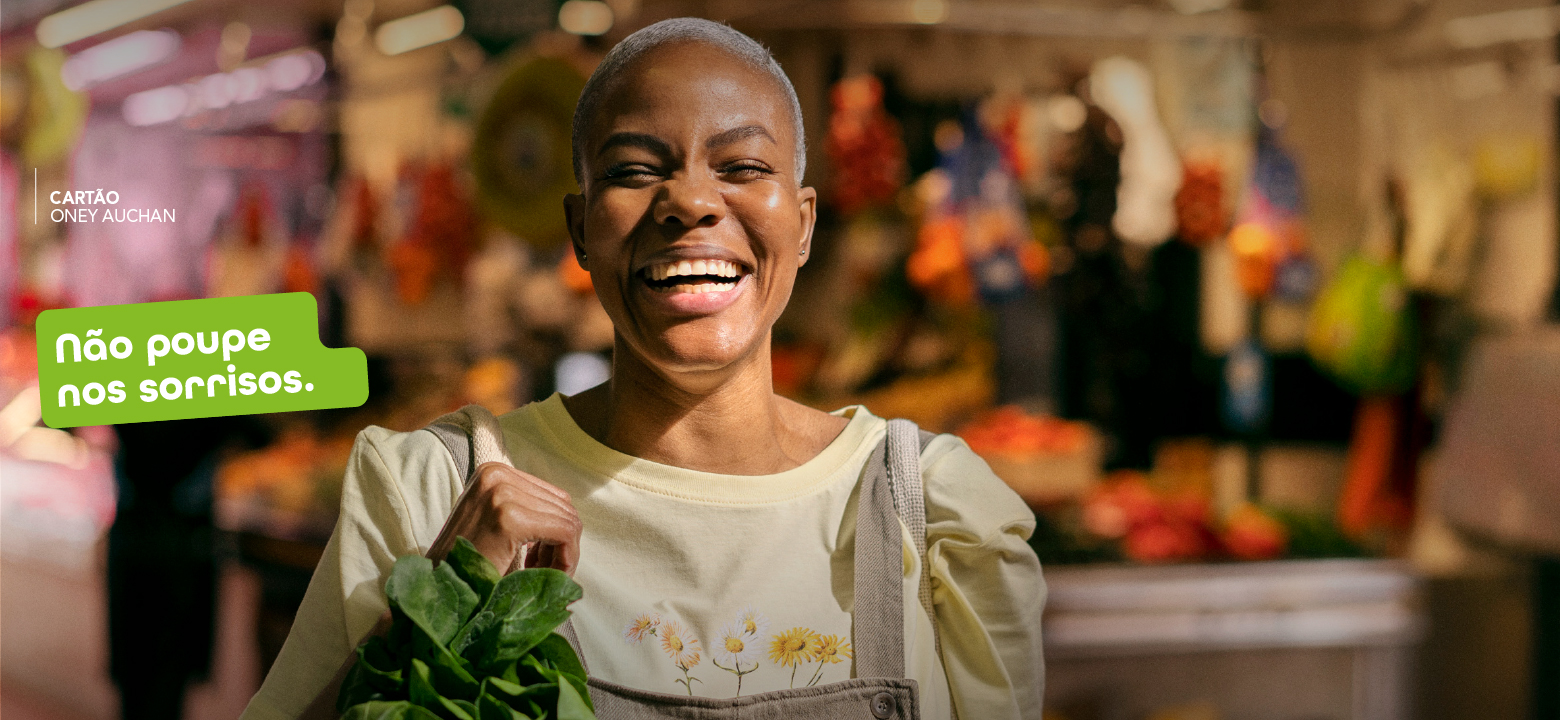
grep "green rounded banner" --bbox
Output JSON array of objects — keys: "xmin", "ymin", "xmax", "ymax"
[{"xmin": 37, "ymin": 293, "xmax": 368, "ymax": 428}]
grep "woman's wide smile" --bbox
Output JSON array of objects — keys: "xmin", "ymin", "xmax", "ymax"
[{"xmin": 636, "ymin": 251, "xmax": 754, "ymax": 316}]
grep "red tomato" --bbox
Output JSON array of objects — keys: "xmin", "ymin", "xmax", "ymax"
[
  {"xmin": 1223, "ymin": 504, "xmax": 1289, "ymax": 561},
  {"xmin": 1124, "ymin": 520, "xmax": 1206, "ymax": 564}
]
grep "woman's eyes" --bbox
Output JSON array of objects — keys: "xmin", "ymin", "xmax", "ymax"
[
  {"xmin": 719, "ymin": 163, "xmax": 776, "ymax": 181},
  {"xmin": 602, "ymin": 165, "xmax": 660, "ymax": 182},
  {"xmin": 598, "ymin": 161, "xmax": 777, "ymax": 185}
]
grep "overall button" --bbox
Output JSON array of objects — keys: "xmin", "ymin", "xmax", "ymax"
[{"xmin": 870, "ymin": 691, "xmax": 896, "ymax": 718}]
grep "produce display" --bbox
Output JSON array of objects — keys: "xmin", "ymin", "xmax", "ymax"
[
  {"xmin": 958, "ymin": 405, "xmax": 1091, "ymax": 457},
  {"xmin": 1028, "ymin": 470, "xmax": 1363, "ymax": 566},
  {"xmin": 1174, "ymin": 159, "xmax": 1225, "ymax": 246},
  {"xmin": 216, "ymin": 428, "xmax": 353, "ymax": 540},
  {"xmin": 825, "ymin": 74, "xmax": 906, "ymax": 216},
  {"xmin": 956, "ymin": 406, "xmax": 1099, "ymax": 506},
  {"xmin": 337, "ymin": 538, "xmax": 595, "ymax": 720}
]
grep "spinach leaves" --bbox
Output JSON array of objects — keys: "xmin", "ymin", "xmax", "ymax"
[{"xmin": 338, "ymin": 538, "xmax": 592, "ymax": 720}]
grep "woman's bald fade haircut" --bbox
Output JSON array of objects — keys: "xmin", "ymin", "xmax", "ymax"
[{"xmin": 570, "ymin": 17, "xmax": 808, "ymax": 189}]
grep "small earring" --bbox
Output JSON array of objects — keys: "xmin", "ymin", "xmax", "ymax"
[{"xmin": 799, "ymin": 249, "xmax": 808, "ymax": 256}]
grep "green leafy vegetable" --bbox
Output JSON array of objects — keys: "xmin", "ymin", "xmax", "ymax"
[
  {"xmin": 387, "ymin": 556, "xmax": 482, "ymax": 646},
  {"xmin": 338, "ymin": 539, "xmax": 593, "ymax": 720},
  {"xmin": 555, "ymin": 679, "xmax": 592, "ymax": 720},
  {"xmin": 340, "ymin": 701, "xmax": 443, "ymax": 720},
  {"xmin": 447, "ymin": 538, "xmax": 502, "ymax": 600},
  {"xmin": 409, "ymin": 624, "xmax": 480, "ymax": 701},
  {"xmin": 338, "ymin": 637, "xmax": 406, "ymax": 712},
  {"xmin": 478, "ymin": 693, "xmax": 532, "ymax": 720},
  {"xmin": 455, "ymin": 569, "xmax": 582, "ymax": 669},
  {"xmin": 529, "ymin": 634, "xmax": 586, "ymax": 685}
]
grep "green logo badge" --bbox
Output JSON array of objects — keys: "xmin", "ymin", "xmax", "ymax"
[{"xmin": 37, "ymin": 293, "xmax": 367, "ymax": 428}]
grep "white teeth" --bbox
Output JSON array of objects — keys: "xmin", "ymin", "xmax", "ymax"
[
  {"xmin": 647, "ymin": 259, "xmax": 743, "ymax": 281},
  {"xmin": 658, "ymin": 280, "xmax": 737, "ymax": 294}
]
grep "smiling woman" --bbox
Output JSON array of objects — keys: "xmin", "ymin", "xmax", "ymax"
[{"xmin": 241, "ymin": 18, "xmax": 1045, "ymax": 720}]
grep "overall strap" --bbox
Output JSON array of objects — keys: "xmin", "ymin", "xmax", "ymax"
[
  {"xmin": 851, "ymin": 423, "xmax": 907, "ymax": 678},
  {"xmin": 885, "ymin": 419, "xmax": 943, "ymax": 665},
  {"xmin": 852, "ymin": 418, "xmax": 939, "ymax": 678}
]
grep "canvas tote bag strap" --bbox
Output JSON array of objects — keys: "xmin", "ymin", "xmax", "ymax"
[
  {"xmin": 424, "ymin": 404, "xmax": 526, "ymax": 571},
  {"xmin": 426, "ymin": 403, "xmax": 513, "ymax": 484}
]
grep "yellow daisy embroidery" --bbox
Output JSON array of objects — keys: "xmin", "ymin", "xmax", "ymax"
[
  {"xmin": 769, "ymin": 626, "xmax": 822, "ymax": 688},
  {"xmin": 767, "ymin": 627, "xmax": 818, "ymax": 667},
  {"xmin": 812, "ymin": 634, "xmax": 853, "ymax": 664}
]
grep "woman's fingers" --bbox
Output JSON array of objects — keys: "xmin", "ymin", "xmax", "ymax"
[
  {"xmin": 491, "ymin": 479, "xmax": 575, "ymax": 518},
  {"xmin": 466, "ymin": 502, "xmax": 578, "ymax": 570},
  {"xmin": 526, "ymin": 539, "xmax": 580, "ymax": 574},
  {"xmin": 440, "ymin": 462, "xmax": 582, "ymax": 576},
  {"xmin": 473, "ymin": 462, "xmax": 571, "ymax": 502}
]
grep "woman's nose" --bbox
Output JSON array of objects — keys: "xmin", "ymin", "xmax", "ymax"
[{"xmin": 654, "ymin": 173, "xmax": 725, "ymax": 228}]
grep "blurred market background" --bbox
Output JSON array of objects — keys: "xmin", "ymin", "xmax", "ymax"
[{"xmin": 2, "ymin": 0, "xmax": 1559, "ymax": 718}]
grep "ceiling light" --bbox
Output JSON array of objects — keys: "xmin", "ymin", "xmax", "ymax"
[
  {"xmin": 1445, "ymin": 7, "xmax": 1556, "ymax": 49},
  {"xmin": 60, "ymin": 29, "xmax": 180, "ymax": 91},
  {"xmin": 375, "ymin": 5, "xmax": 465, "ymax": 56},
  {"xmin": 123, "ymin": 85, "xmax": 189, "ymax": 125},
  {"xmin": 909, "ymin": 0, "xmax": 948, "ymax": 25},
  {"xmin": 558, "ymin": 0, "xmax": 614, "ymax": 36},
  {"xmin": 267, "ymin": 51, "xmax": 325, "ymax": 91},
  {"xmin": 121, "ymin": 49, "xmax": 326, "ymax": 126},
  {"xmin": 1167, "ymin": 0, "xmax": 1231, "ymax": 14},
  {"xmin": 36, "ymin": 0, "xmax": 194, "ymax": 49}
]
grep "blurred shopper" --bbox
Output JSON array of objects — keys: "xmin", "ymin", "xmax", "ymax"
[{"xmin": 108, "ymin": 417, "xmax": 268, "ymax": 720}]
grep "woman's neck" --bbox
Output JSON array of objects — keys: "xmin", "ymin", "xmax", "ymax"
[{"xmin": 560, "ymin": 335, "xmax": 848, "ymax": 475}]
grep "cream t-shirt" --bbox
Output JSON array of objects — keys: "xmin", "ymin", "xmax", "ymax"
[{"xmin": 240, "ymin": 395, "xmax": 1046, "ymax": 720}]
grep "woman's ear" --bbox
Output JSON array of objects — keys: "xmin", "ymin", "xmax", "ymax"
[
  {"xmin": 796, "ymin": 185, "xmax": 818, "ymax": 267},
  {"xmin": 564, "ymin": 192, "xmax": 588, "ymax": 267}
]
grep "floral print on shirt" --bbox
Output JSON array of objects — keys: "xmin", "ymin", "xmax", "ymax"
[{"xmin": 620, "ymin": 605, "xmax": 854, "ymax": 697}]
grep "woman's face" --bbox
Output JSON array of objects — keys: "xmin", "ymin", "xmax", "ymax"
[{"xmin": 565, "ymin": 41, "xmax": 816, "ymax": 380}]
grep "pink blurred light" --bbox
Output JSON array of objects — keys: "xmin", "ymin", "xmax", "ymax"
[
  {"xmin": 118, "ymin": 49, "xmax": 326, "ymax": 126},
  {"xmin": 60, "ymin": 30, "xmax": 181, "ymax": 91},
  {"xmin": 122, "ymin": 85, "xmax": 189, "ymax": 126}
]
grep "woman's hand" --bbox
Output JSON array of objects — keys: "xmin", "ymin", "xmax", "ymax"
[
  {"xmin": 426, "ymin": 462, "xmax": 582, "ymax": 575},
  {"xmin": 310, "ymin": 466, "xmax": 577, "ymax": 720}
]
